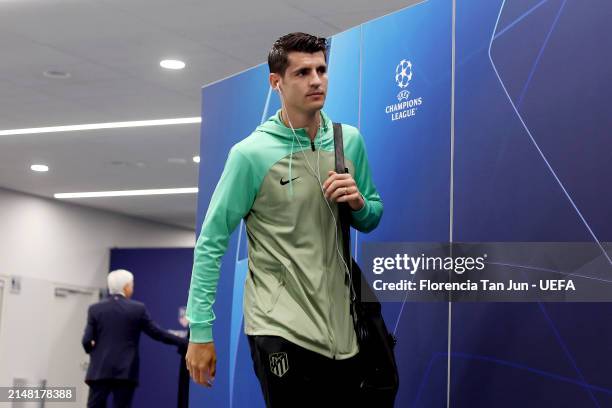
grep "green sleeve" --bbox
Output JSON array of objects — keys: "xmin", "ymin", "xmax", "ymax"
[
  {"xmin": 186, "ymin": 147, "xmax": 256, "ymax": 343},
  {"xmin": 348, "ymin": 129, "xmax": 383, "ymax": 232}
]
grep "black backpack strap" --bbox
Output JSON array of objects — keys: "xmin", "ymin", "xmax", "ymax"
[
  {"xmin": 332, "ymin": 123, "xmax": 350, "ymax": 265},
  {"xmin": 333, "ymin": 122, "xmax": 346, "ymax": 176},
  {"xmin": 333, "ymin": 123, "xmax": 358, "ymax": 300}
]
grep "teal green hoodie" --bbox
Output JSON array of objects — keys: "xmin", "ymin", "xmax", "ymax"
[{"xmin": 186, "ymin": 109, "xmax": 382, "ymax": 359}]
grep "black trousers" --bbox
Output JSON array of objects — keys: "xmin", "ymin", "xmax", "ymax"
[
  {"xmin": 247, "ymin": 335, "xmax": 363, "ymax": 408},
  {"xmin": 86, "ymin": 379, "xmax": 136, "ymax": 408}
]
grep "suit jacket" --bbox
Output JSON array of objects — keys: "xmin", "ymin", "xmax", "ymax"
[{"xmin": 82, "ymin": 294, "xmax": 187, "ymax": 384}]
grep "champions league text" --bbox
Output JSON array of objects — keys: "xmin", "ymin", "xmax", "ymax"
[{"xmin": 385, "ymin": 96, "xmax": 423, "ymax": 121}]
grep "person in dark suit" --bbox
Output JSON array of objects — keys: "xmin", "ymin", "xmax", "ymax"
[{"xmin": 82, "ymin": 269, "xmax": 187, "ymax": 408}]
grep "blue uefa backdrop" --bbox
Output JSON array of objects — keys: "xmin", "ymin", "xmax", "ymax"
[
  {"xmin": 192, "ymin": 0, "xmax": 612, "ymax": 406},
  {"xmin": 109, "ymin": 248, "xmax": 193, "ymax": 408}
]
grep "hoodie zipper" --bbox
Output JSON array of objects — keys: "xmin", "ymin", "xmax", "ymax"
[
  {"xmin": 308, "ymin": 139, "xmax": 335, "ymax": 359},
  {"xmin": 305, "ymin": 126, "xmax": 336, "ymax": 358}
]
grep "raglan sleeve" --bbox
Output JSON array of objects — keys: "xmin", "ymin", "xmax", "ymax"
[
  {"xmin": 349, "ymin": 130, "xmax": 383, "ymax": 232},
  {"xmin": 186, "ymin": 146, "xmax": 256, "ymax": 343}
]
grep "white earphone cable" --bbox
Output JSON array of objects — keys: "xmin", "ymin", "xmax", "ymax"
[{"xmin": 277, "ymin": 84, "xmax": 355, "ymax": 301}]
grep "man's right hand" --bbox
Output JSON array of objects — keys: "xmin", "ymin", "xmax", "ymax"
[{"xmin": 185, "ymin": 342, "xmax": 217, "ymax": 388}]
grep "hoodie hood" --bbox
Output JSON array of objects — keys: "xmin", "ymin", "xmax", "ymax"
[{"xmin": 255, "ymin": 109, "xmax": 333, "ymax": 148}]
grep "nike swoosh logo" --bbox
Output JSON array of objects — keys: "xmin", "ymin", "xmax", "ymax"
[{"xmin": 280, "ymin": 177, "xmax": 300, "ymax": 186}]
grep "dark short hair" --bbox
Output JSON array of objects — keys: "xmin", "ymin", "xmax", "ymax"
[{"xmin": 268, "ymin": 32, "xmax": 328, "ymax": 76}]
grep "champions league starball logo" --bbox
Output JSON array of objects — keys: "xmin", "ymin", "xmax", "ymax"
[
  {"xmin": 178, "ymin": 306, "xmax": 189, "ymax": 328},
  {"xmin": 395, "ymin": 59, "xmax": 413, "ymax": 89},
  {"xmin": 385, "ymin": 58, "xmax": 423, "ymax": 122},
  {"xmin": 168, "ymin": 306, "xmax": 189, "ymax": 339}
]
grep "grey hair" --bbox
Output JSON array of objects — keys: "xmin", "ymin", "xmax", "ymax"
[{"xmin": 107, "ymin": 269, "xmax": 134, "ymax": 295}]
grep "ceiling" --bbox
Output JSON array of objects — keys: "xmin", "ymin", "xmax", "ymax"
[{"xmin": 0, "ymin": 0, "xmax": 420, "ymax": 230}]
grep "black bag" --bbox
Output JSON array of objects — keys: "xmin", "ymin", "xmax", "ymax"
[{"xmin": 333, "ymin": 123, "xmax": 399, "ymax": 407}]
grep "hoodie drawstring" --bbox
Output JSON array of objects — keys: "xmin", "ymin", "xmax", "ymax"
[{"xmin": 288, "ymin": 136, "xmax": 295, "ymax": 198}]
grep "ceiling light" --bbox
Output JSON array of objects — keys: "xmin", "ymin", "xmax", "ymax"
[
  {"xmin": 54, "ymin": 187, "xmax": 198, "ymax": 199},
  {"xmin": 31, "ymin": 164, "xmax": 49, "ymax": 172},
  {"xmin": 43, "ymin": 70, "xmax": 71, "ymax": 79},
  {"xmin": 0, "ymin": 117, "xmax": 201, "ymax": 136},
  {"xmin": 193, "ymin": 156, "xmax": 200, "ymax": 163},
  {"xmin": 160, "ymin": 59, "xmax": 186, "ymax": 70}
]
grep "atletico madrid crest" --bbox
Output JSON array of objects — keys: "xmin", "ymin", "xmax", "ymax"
[{"xmin": 269, "ymin": 352, "xmax": 289, "ymax": 377}]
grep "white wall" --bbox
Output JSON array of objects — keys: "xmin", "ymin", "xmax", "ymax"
[
  {"xmin": 0, "ymin": 188, "xmax": 196, "ymax": 392},
  {"xmin": 0, "ymin": 187, "xmax": 195, "ymax": 288}
]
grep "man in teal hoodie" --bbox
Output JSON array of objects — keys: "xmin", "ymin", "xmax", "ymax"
[{"xmin": 185, "ymin": 32, "xmax": 383, "ymax": 406}]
